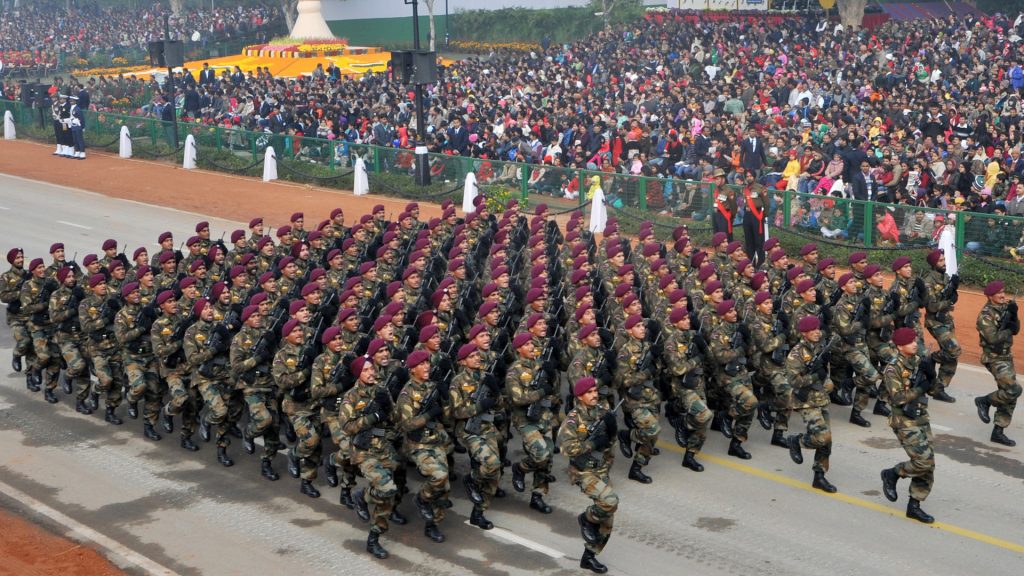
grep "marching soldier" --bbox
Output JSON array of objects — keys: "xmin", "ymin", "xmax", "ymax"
[
  {"xmin": 20, "ymin": 257, "xmax": 60, "ymax": 400},
  {"xmin": 615, "ymin": 314, "xmax": 661, "ymax": 483},
  {"xmin": 975, "ymin": 281, "xmax": 1020, "ymax": 447},
  {"xmin": 663, "ymin": 307, "xmax": 712, "ymax": 471},
  {"xmin": 749, "ymin": 290, "xmax": 791, "ymax": 447},
  {"xmin": 507, "ymin": 332, "xmax": 555, "ymax": 515},
  {"xmin": 709, "ymin": 299, "xmax": 758, "ymax": 459},
  {"xmin": 272, "ymin": 319, "xmax": 322, "ymax": 497},
  {"xmin": 79, "ymin": 275, "xmax": 126, "ymax": 424},
  {"xmin": 49, "ymin": 267, "xmax": 91, "ymax": 412},
  {"xmin": 151, "ymin": 290, "xmax": 200, "ymax": 451},
  {"xmin": 184, "ymin": 298, "xmax": 235, "ymax": 467},
  {"xmin": 114, "ymin": 282, "xmax": 163, "ymax": 440},
  {"xmin": 2, "ymin": 248, "xmax": 32, "ymax": 378},
  {"xmin": 921, "ymin": 250, "xmax": 959, "ymax": 403},
  {"xmin": 231, "ymin": 305, "xmax": 282, "ymax": 480},
  {"xmin": 310, "ymin": 326, "xmax": 355, "ymax": 498},
  {"xmin": 785, "ymin": 316, "xmax": 838, "ymax": 493},
  {"xmin": 831, "ymin": 273, "xmax": 881, "ymax": 427}
]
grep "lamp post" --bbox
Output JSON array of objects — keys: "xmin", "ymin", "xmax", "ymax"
[
  {"xmin": 445, "ymin": 0, "xmax": 449, "ymax": 48},
  {"xmin": 164, "ymin": 13, "xmax": 179, "ymax": 150},
  {"xmin": 404, "ymin": 0, "xmax": 430, "ymax": 185}
]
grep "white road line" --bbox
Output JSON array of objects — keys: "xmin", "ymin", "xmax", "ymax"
[
  {"xmin": 0, "ymin": 206, "xmax": 10, "ymax": 210},
  {"xmin": 467, "ymin": 521, "xmax": 565, "ymax": 559},
  {"xmin": 55, "ymin": 220, "xmax": 93, "ymax": 230},
  {"xmin": 0, "ymin": 479, "xmax": 181, "ymax": 575},
  {"xmin": 932, "ymin": 424, "xmax": 954, "ymax": 432}
]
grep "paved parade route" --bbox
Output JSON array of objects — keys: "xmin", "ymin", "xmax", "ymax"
[{"xmin": 0, "ymin": 175, "xmax": 1022, "ymax": 575}]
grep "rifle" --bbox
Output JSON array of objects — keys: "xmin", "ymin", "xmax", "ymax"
[
  {"xmin": 793, "ymin": 334, "xmax": 840, "ymax": 401},
  {"xmin": 998, "ymin": 295, "xmax": 1020, "ymax": 336},
  {"xmin": 903, "ymin": 357, "xmax": 936, "ymax": 418},
  {"xmin": 569, "ymin": 398, "xmax": 625, "ymax": 470},
  {"xmin": 382, "ymin": 363, "xmax": 410, "ymax": 401},
  {"xmin": 198, "ymin": 321, "xmax": 232, "ymax": 378},
  {"xmin": 770, "ymin": 309, "xmax": 791, "ymax": 366},
  {"xmin": 938, "ymin": 273, "xmax": 960, "ymax": 303},
  {"xmin": 879, "ymin": 289, "xmax": 900, "ymax": 342},
  {"xmin": 723, "ymin": 323, "xmax": 749, "ymax": 376},
  {"xmin": 407, "ymin": 385, "xmax": 443, "ymax": 442},
  {"xmin": 526, "ymin": 346, "xmax": 558, "ymax": 421},
  {"xmin": 896, "ymin": 277, "xmax": 926, "ymax": 329},
  {"xmin": 464, "ymin": 374, "xmax": 500, "ymax": 436},
  {"xmin": 134, "ymin": 298, "xmax": 160, "ymax": 331}
]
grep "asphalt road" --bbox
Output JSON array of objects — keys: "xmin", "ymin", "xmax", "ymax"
[{"xmin": 0, "ymin": 174, "xmax": 1022, "ymax": 576}]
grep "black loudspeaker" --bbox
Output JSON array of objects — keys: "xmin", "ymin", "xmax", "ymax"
[
  {"xmin": 390, "ymin": 51, "xmax": 414, "ymax": 84},
  {"xmin": 148, "ymin": 41, "xmax": 165, "ymax": 67},
  {"xmin": 412, "ymin": 51, "xmax": 437, "ymax": 85},
  {"xmin": 164, "ymin": 41, "xmax": 185, "ymax": 68}
]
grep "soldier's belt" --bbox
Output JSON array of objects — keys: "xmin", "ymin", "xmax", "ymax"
[{"xmin": 371, "ymin": 428, "xmax": 388, "ymax": 437}]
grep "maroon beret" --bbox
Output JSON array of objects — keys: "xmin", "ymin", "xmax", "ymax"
[
  {"xmin": 479, "ymin": 301, "xmax": 498, "ymax": 317},
  {"xmin": 698, "ymin": 264, "xmax": 716, "ymax": 282},
  {"xmin": 358, "ymin": 261, "xmax": 376, "ymax": 275},
  {"xmin": 300, "ymin": 283, "xmax": 319, "ymax": 297},
  {"xmin": 88, "ymin": 275, "xmax": 106, "ymax": 288},
  {"xmin": 669, "ymin": 307, "xmax": 688, "ymax": 324},
  {"xmin": 321, "ymin": 326, "xmax": 342, "ymax": 344},
  {"xmin": 192, "ymin": 298, "xmax": 209, "ymax": 317},
  {"xmin": 926, "ymin": 250, "xmax": 943, "ymax": 267},
  {"xmin": 625, "ymin": 314, "xmax": 644, "ymax": 330},
  {"xmin": 372, "ymin": 315, "xmax": 393, "ymax": 333},
  {"xmin": 817, "ymin": 258, "xmax": 835, "ymax": 272},
  {"xmin": 366, "ymin": 338, "xmax": 387, "ymax": 358},
  {"xmin": 468, "ymin": 324, "xmax": 488, "ymax": 341},
  {"xmin": 704, "ymin": 279, "xmax": 723, "ymax": 294},
  {"xmin": 796, "ymin": 279, "xmax": 816, "ymax": 294},
  {"xmin": 179, "ymin": 277, "xmax": 197, "ymax": 289},
  {"xmin": 715, "ymin": 299, "xmax": 736, "ymax": 316},
  {"xmin": 258, "ymin": 271, "xmax": 275, "ymax": 285},
  {"xmin": 276, "ymin": 225, "xmax": 291, "ymax": 238},
  {"xmin": 195, "ymin": 221, "xmax": 209, "ymax": 233},
  {"xmin": 281, "ymin": 318, "xmax": 301, "ymax": 338},
  {"xmin": 418, "ymin": 324, "xmax": 439, "ymax": 343},
  {"xmin": 837, "ymin": 272, "xmax": 854, "ymax": 288},
  {"xmin": 337, "ymin": 308, "xmax": 357, "ymax": 323},
  {"xmin": 575, "ymin": 303, "xmax": 593, "ymax": 322},
  {"xmin": 711, "ymin": 232, "xmax": 728, "ymax": 246},
  {"xmin": 241, "ymin": 305, "xmax": 259, "ymax": 323},
  {"xmin": 249, "ymin": 217, "xmax": 263, "ymax": 228},
  {"xmin": 574, "ymin": 377, "xmax": 597, "ymax": 397},
  {"xmin": 799, "ymin": 243, "xmax": 818, "ymax": 257},
  {"xmin": 892, "ymin": 327, "xmax": 917, "ymax": 346},
  {"xmin": 984, "ymin": 280, "xmax": 1005, "ymax": 297},
  {"xmin": 156, "ymin": 290, "xmax": 175, "ymax": 306},
  {"xmin": 526, "ymin": 288, "xmax": 545, "ymax": 303},
  {"xmin": 751, "ymin": 271, "xmax": 767, "ymax": 291},
  {"xmin": 579, "ymin": 324, "xmax": 598, "ymax": 340},
  {"xmin": 290, "ymin": 212, "xmax": 304, "ymax": 222},
  {"xmin": 526, "ymin": 313, "xmax": 545, "ymax": 329},
  {"xmin": 350, "ymin": 356, "xmax": 369, "ymax": 379},
  {"xmin": 848, "ymin": 251, "xmax": 867, "ymax": 265},
  {"xmin": 83, "ymin": 254, "xmax": 98, "ymax": 266},
  {"xmin": 769, "ymin": 249, "xmax": 786, "ymax": 263},
  {"xmin": 230, "ymin": 229, "xmax": 245, "ymax": 243},
  {"xmin": 189, "ymin": 259, "xmax": 206, "ymax": 273},
  {"xmin": 668, "ymin": 289, "xmax": 688, "ymax": 304},
  {"xmin": 406, "ymin": 350, "xmax": 430, "ymax": 370},
  {"xmin": 257, "ymin": 237, "xmax": 273, "ymax": 251},
  {"xmin": 457, "ymin": 343, "xmax": 478, "ymax": 361},
  {"xmin": 764, "ymin": 237, "xmax": 780, "ymax": 251},
  {"xmin": 754, "ymin": 291, "xmax": 772, "ymax": 306},
  {"xmin": 120, "ymin": 281, "xmax": 140, "ymax": 298},
  {"xmin": 102, "ymin": 239, "xmax": 117, "ymax": 251},
  {"xmin": 186, "ymin": 236, "xmax": 200, "ymax": 247},
  {"xmin": 786, "ymin": 267, "xmax": 803, "ymax": 282},
  {"xmin": 108, "ymin": 260, "xmax": 124, "ymax": 273},
  {"xmin": 891, "ymin": 256, "xmax": 911, "ymax": 272},
  {"xmin": 249, "ymin": 292, "xmax": 268, "ymax": 306},
  {"xmin": 158, "ymin": 231, "xmax": 173, "ymax": 243},
  {"xmin": 726, "ymin": 241, "xmax": 742, "ymax": 255},
  {"xmin": 6, "ymin": 248, "xmax": 22, "ymax": 264},
  {"xmin": 797, "ymin": 315, "xmax": 820, "ymax": 333},
  {"xmin": 288, "ymin": 300, "xmax": 307, "ymax": 315}
]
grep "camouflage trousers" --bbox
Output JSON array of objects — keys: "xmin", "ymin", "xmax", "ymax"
[
  {"xmin": 58, "ymin": 334, "xmax": 91, "ymax": 401},
  {"xmin": 409, "ymin": 446, "xmax": 450, "ymax": 523},
  {"xmin": 983, "ymin": 359, "xmax": 1021, "ymax": 428},
  {"xmin": 357, "ymin": 452, "xmax": 399, "ymax": 534},
  {"xmin": 123, "ymin": 353, "xmax": 163, "ymax": 425},
  {"xmin": 322, "ymin": 408, "xmax": 357, "ymax": 489},
  {"xmin": 892, "ymin": 422, "xmax": 934, "ymax": 502},
  {"xmin": 926, "ymin": 322, "xmax": 961, "ymax": 393},
  {"xmin": 30, "ymin": 327, "xmax": 60, "ymax": 390},
  {"xmin": 724, "ymin": 375, "xmax": 758, "ymax": 442},
  {"xmin": 624, "ymin": 404, "xmax": 661, "ymax": 466},
  {"xmin": 794, "ymin": 407, "xmax": 832, "ymax": 473},
  {"xmin": 514, "ymin": 422, "xmax": 553, "ymax": 494},
  {"xmin": 10, "ymin": 319, "xmax": 34, "ymax": 367},
  {"xmin": 90, "ymin": 348, "xmax": 126, "ymax": 409},
  {"xmin": 163, "ymin": 370, "xmax": 197, "ymax": 438},
  {"xmin": 196, "ymin": 377, "xmax": 236, "ymax": 448},
  {"xmin": 764, "ymin": 370, "xmax": 792, "ymax": 432},
  {"xmin": 570, "ymin": 466, "xmax": 618, "ymax": 555},
  {"xmin": 244, "ymin": 389, "xmax": 283, "ymax": 461},
  {"xmin": 836, "ymin": 345, "xmax": 880, "ymax": 413},
  {"xmin": 284, "ymin": 408, "xmax": 321, "ymax": 481},
  {"xmin": 671, "ymin": 386, "xmax": 712, "ymax": 453},
  {"xmin": 460, "ymin": 430, "xmax": 501, "ymax": 511}
]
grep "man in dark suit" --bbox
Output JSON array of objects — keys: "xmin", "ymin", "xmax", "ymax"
[
  {"xmin": 848, "ymin": 160, "xmax": 871, "ymax": 241},
  {"xmin": 447, "ymin": 117, "xmax": 469, "ymax": 155},
  {"xmin": 740, "ymin": 127, "xmax": 767, "ymax": 178},
  {"xmin": 199, "ymin": 63, "xmax": 216, "ymax": 86}
]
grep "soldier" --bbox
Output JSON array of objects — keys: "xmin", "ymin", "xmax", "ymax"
[
  {"xmin": 20, "ymin": 257, "xmax": 60, "ymax": 400},
  {"xmin": 340, "ymin": 356, "xmax": 399, "ymax": 559},
  {"xmin": 449, "ymin": 343, "xmax": 501, "ymax": 530},
  {"xmin": 272, "ymin": 319, "xmax": 322, "ymax": 498},
  {"xmin": 785, "ymin": 316, "xmax": 838, "ymax": 493},
  {"xmin": 2, "ymin": 248, "xmax": 32, "ymax": 378},
  {"xmin": 49, "ymin": 267, "xmax": 91, "ymax": 412},
  {"xmin": 150, "ymin": 290, "xmax": 200, "ymax": 451},
  {"xmin": 799, "ymin": 243, "xmax": 819, "ymax": 278},
  {"xmin": 975, "ymin": 281, "xmax": 1020, "ymax": 447},
  {"xmin": 78, "ymin": 275, "xmax": 126, "ymax": 424},
  {"xmin": 921, "ymin": 250, "xmax": 959, "ymax": 403},
  {"xmin": 558, "ymin": 377, "xmax": 617, "ymax": 574},
  {"xmin": 507, "ymin": 332, "xmax": 556, "ymax": 514},
  {"xmin": 310, "ymin": 326, "xmax": 355, "ymax": 498},
  {"xmin": 748, "ymin": 290, "xmax": 791, "ymax": 447},
  {"xmin": 708, "ymin": 299, "xmax": 757, "ymax": 459},
  {"xmin": 114, "ymin": 282, "xmax": 163, "ymax": 440},
  {"xmin": 890, "ymin": 256, "xmax": 925, "ymax": 355},
  {"xmin": 394, "ymin": 349, "xmax": 450, "ymax": 543},
  {"xmin": 184, "ymin": 298, "xmax": 235, "ymax": 467},
  {"xmin": 863, "ymin": 264, "xmax": 897, "ymax": 412},
  {"xmin": 663, "ymin": 307, "xmax": 712, "ymax": 471},
  {"xmin": 231, "ymin": 305, "xmax": 282, "ymax": 481},
  {"xmin": 150, "ymin": 231, "xmax": 176, "ymax": 268},
  {"xmin": 831, "ymin": 272, "xmax": 881, "ymax": 427},
  {"xmin": 879, "ymin": 327, "xmax": 937, "ymax": 524},
  {"xmin": 615, "ymin": 314, "xmax": 661, "ymax": 483}
]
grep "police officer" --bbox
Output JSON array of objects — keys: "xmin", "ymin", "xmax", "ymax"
[{"xmin": 975, "ymin": 281, "xmax": 1020, "ymax": 446}]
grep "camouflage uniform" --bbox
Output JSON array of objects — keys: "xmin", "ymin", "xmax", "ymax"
[
  {"xmin": 708, "ymin": 322, "xmax": 757, "ymax": 443},
  {"xmin": 115, "ymin": 302, "xmax": 163, "ymax": 425},
  {"xmin": 1, "ymin": 266, "xmax": 33, "ymax": 371},
  {"xmin": 749, "ymin": 308, "xmax": 790, "ymax": 432},
  {"xmin": 921, "ymin": 268, "xmax": 960, "ymax": 395},
  {"xmin": 20, "ymin": 276, "xmax": 61, "ymax": 390},
  {"xmin": 79, "ymin": 293, "xmax": 126, "ymax": 409},
  {"xmin": 864, "ymin": 284, "xmax": 898, "ymax": 371},
  {"xmin": 340, "ymin": 382, "xmax": 399, "ymax": 535},
  {"xmin": 786, "ymin": 340, "xmax": 833, "ymax": 473},
  {"xmin": 507, "ymin": 354, "xmax": 554, "ymax": 495},
  {"xmin": 49, "ymin": 285, "xmax": 91, "ymax": 401},
  {"xmin": 832, "ymin": 292, "xmax": 880, "ymax": 413},
  {"xmin": 977, "ymin": 302, "xmax": 1020, "ymax": 428},
  {"xmin": 151, "ymin": 312, "xmax": 197, "ymax": 439},
  {"xmin": 184, "ymin": 318, "xmax": 235, "ymax": 447},
  {"xmin": 882, "ymin": 353, "xmax": 934, "ymax": 501},
  {"xmin": 395, "ymin": 375, "xmax": 451, "ymax": 522},
  {"xmin": 662, "ymin": 325, "xmax": 712, "ymax": 456},
  {"xmin": 311, "ymin": 348, "xmax": 356, "ymax": 490},
  {"xmin": 272, "ymin": 341, "xmax": 320, "ymax": 480},
  {"xmin": 450, "ymin": 367, "xmax": 502, "ymax": 511},
  {"xmin": 891, "ymin": 275, "xmax": 925, "ymax": 353},
  {"xmin": 567, "ymin": 344, "xmax": 614, "ymax": 406},
  {"xmin": 231, "ymin": 325, "xmax": 282, "ymax": 462},
  {"xmin": 558, "ymin": 401, "xmax": 618, "ymax": 555}
]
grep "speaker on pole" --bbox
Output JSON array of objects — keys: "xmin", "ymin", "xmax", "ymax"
[{"xmin": 164, "ymin": 41, "xmax": 185, "ymax": 68}]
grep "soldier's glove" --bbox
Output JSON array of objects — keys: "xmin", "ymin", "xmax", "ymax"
[
  {"xmin": 693, "ymin": 333, "xmax": 710, "ymax": 356},
  {"xmin": 102, "ymin": 305, "xmax": 118, "ymax": 323},
  {"xmin": 602, "ymin": 411, "xmax": 618, "ymax": 438},
  {"xmin": 589, "ymin": 427, "xmax": 610, "ymax": 451},
  {"xmin": 541, "ymin": 359, "xmax": 557, "ymax": 375},
  {"xmin": 794, "ymin": 386, "xmax": 811, "ymax": 403},
  {"xmin": 626, "ymin": 385, "xmax": 644, "ymax": 400},
  {"xmin": 540, "ymin": 376, "xmax": 555, "ymax": 396},
  {"xmin": 478, "ymin": 395, "xmax": 497, "ymax": 412},
  {"xmin": 816, "ymin": 365, "xmax": 829, "ymax": 381},
  {"xmin": 737, "ymin": 323, "xmax": 752, "ymax": 342},
  {"xmin": 373, "ymin": 388, "xmax": 392, "ymax": 412},
  {"xmin": 425, "ymin": 401, "xmax": 444, "ymax": 419},
  {"xmin": 1008, "ymin": 300, "xmax": 1019, "ymax": 320}
]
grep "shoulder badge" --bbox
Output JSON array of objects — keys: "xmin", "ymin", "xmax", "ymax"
[
  {"xmin": 355, "ymin": 400, "xmax": 366, "ymax": 410},
  {"xmin": 285, "ymin": 357, "xmax": 297, "ymax": 368},
  {"xmin": 576, "ymin": 423, "xmax": 588, "ymax": 434},
  {"xmin": 521, "ymin": 372, "xmax": 533, "ymax": 382},
  {"xmin": 902, "ymin": 370, "xmax": 910, "ymax": 378},
  {"xmin": 161, "ymin": 327, "xmax": 172, "ymax": 336},
  {"xmin": 802, "ymin": 351, "xmax": 812, "ymax": 362},
  {"xmin": 196, "ymin": 333, "xmax": 206, "ymax": 343}
]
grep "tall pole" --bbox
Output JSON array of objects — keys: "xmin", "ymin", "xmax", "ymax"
[
  {"xmin": 445, "ymin": 0, "xmax": 449, "ymax": 48},
  {"xmin": 164, "ymin": 13, "xmax": 179, "ymax": 149},
  {"xmin": 407, "ymin": 0, "xmax": 429, "ymax": 185}
]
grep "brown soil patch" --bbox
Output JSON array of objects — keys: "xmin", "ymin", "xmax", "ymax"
[{"xmin": 0, "ymin": 507, "xmax": 124, "ymax": 576}]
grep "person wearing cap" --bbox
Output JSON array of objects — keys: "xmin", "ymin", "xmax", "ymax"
[
  {"xmin": 814, "ymin": 257, "xmax": 838, "ymax": 303},
  {"xmin": 708, "ymin": 299, "xmax": 758, "ymax": 459},
  {"xmin": 106, "ymin": 259, "xmax": 128, "ymax": 296},
  {"xmin": 393, "ymin": 348, "xmax": 452, "ymax": 543},
  {"xmin": 226, "ymin": 229, "xmax": 249, "ymax": 267},
  {"xmin": 784, "ymin": 315, "xmax": 838, "ymax": 494},
  {"xmin": 879, "ymin": 326, "xmax": 938, "ymax": 524},
  {"xmin": 748, "ymin": 290, "xmax": 793, "ymax": 447},
  {"xmin": 505, "ymin": 332, "xmax": 557, "ymax": 515},
  {"xmin": 848, "ymin": 252, "xmax": 869, "ymax": 292},
  {"xmin": 327, "ymin": 209, "xmax": 348, "ymax": 240},
  {"xmin": 150, "ymin": 289, "xmax": 200, "ymax": 452},
  {"xmin": 228, "ymin": 303, "xmax": 283, "ymax": 481},
  {"xmin": 78, "ymin": 273, "xmax": 127, "ymax": 424},
  {"xmin": 766, "ymin": 248, "xmax": 790, "ymax": 296},
  {"xmin": 44, "ymin": 241, "xmax": 70, "ymax": 281},
  {"xmin": 177, "ymin": 276, "xmax": 202, "ymax": 313},
  {"xmin": 114, "ymin": 281, "xmax": 163, "ymax": 440},
  {"xmin": 308, "ymin": 327, "xmax": 357, "ymax": 499},
  {"xmin": 614, "ymin": 314, "xmax": 661, "ymax": 483},
  {"xmin": 831, "ymin": 271, "xmax": 886, "ymax": 427},
  {"xmin": 272, "ymin": 318, "xmax": 323, "ymax": 498},
  {"xmin": 49, "ymin": 263, "xmax": 90, "ymax": 409},
  {"xmin": 975, "ymin": 281, "xmax": 1020, "ymax": 447},
  {"xmin": 2, "ymin": 248, "xmax": 32, "ymax": 376},
  {"xmin": 663, "ymin": 307, "xmax": 713, "ymax": 472},
  {"xmin": 890, "ymin": 257, "xmax": 925, "ymax": 358},
  {"xmin": 339, "ymin": 354, "xmax": 400, "ymax": 559},
  {"xmin": 789, "ymin": 278, "xmax": 825, "ymax": 351},
  {"xmin": 149, "ymin": 232, "xmax": 177, "ymax": 269},
  {"xmin": 98, "ymin": 239, "xmax": 119, "ymax": 270},
  {"xmin": 557, "ymin": 376, "xmax": 619, "ymax": 574},
  {"xmin": 743, "ymin": 183, "xmax": 769, "ymax": 267},
  {"xmin": 177, "ymin": 236, "xmax": 203, "ymax": 277},
  {"xmin": 184, "ymin": 298, "xmax": 236, "ymax": 467},
  {"xmin": 125, "ymin": 247, "xmax": 149, "ymax": 283},
  {"xmin": 919, "ymin": 250, "xmax": 960, "ymax": 404},
  {"xmin": 568, "ymin": 323, "xmax": 615, "ymax": 405},
  {"xmin": 21, "ymin": 256, "xmax": 63, "ymax": 400},
  {"xmin": 194, "ymin": 221, "xmax": 213, "ymax": 256},
  {"xmin": 449, "ymin": 343, "xmax": 502, "ymax": 530},
  {"xmin": 153, "ymin": 251, "xmax": 179, "ymax": 294}
]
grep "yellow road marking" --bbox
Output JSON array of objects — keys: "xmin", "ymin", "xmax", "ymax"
[{"xmin": 656, "ymin": 439, "xmax": 1024, "ymax": 555}]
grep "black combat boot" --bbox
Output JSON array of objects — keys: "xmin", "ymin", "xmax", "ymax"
[
  {"xmin": 770, "ymin": 429, "xmax": 788, "ymax": 448},
  {"xmin": 469, "ymin": 505, "xmax": 493, "ymax": 530},
  {"xmin": 719, "ymin": 416, "xmax": 734, "ymax": 439},
  {"xmin": 287, "ymin": 453, "xmax": 300, "ymax": 478},
  {"xmin": 494, "ymin": 487, "xmax": 506, "ymax": 498},
  {"xmin": 727, "ymin": 438, "xmax": 751, "ymax": 460},
  {"xmin": 300, "ymin": 479, "xmax": 320, "ymax": 498},
  {"xmin": 812, "ymin": 471, "xmax": 837, "ymax": 493},
  {"xmin": 880, "ymin": 467, "xmax": 899, "ymax": 502},
  {"xmin": 199, "ymin": 418, "xmax": 211, "ymax": 442},
  {"xmin": 104, "ymin": 406, "xmax": 123, "ymax": 425},
  {"xmin": 991, "ymin": 426, "xmax": 1017, "ymax": 447},
  {"xmin": 580, "ymin": 549, "xmax": 608, "ymax": 574},
  {"xmin": 324, "ymin": 459, "xmax": 339, "ymax": 487},
  {"xmin": 756, "ymin": 403, "xmax": 773, "ymax": 430},
  {"xmin": 160, "ymin": 404, "xmax": 174, "ymax": 433},
  {"xmin": 12, "ymin": 355, "xmax": 22, "ymax": 372},
  {"xmin": 931, "ymin": 388, "xmax": 955, "ymax": 403},
  {"xmin": 143, "ymin": 422, "xmax": 162, "ymax": 441},
  {"xmin": 617, "ymin": 429, "xmax": 634, "ymax": 459},
  {"xmin": 463, "ymin": 475, "xmax": 484, "ymax": 505},
  {"xmin": 366, "ymin": 530, "xmax": 389, "ymax": 559},
  {"xmin": 26, "ymin": 371, "xmax": 40, "ymax": 392},
  {"xmin": 87, "ymin": 392, "xmax": 99, "ymax": 411},
  {"xmin": 681, "ymin": 451, "xmax": 704, "ymax": 472},
  {"xmin": 127, "ymin": 401, "xmax": 139, "ymax": 419},
  {"xmin": 529, "ymin": 493, "xmax": 553, "ymax": 514},
  {"xmin": 578, "ymin": 513, "xmax": 600, "ymax": 545},
  {"xmin": 424, "ymin": 522, "xmax": 445, "ymax": 543},
  {"xmin": 872, "ymin": 400, "xmax": 890, "ymax": 417},
  {"xmin": 975, "ymin": 395, "xmax": 992, "ymax": 424},
  {"xmin": 787, "ymin": 434, "xmax": 804, "ymax": 465},
  {"xmin": 44, "ymin": 388, "xmax": 58, "ymax": 404},
  {"xmin": 339, "ymin": 488, "xmax": 355, "ymax": 509},
  {"xmin": 180, "ymin": 436, "xmax": 200, "ymax": 452},
  {"xmin": 414, "ymin": 494, "xmax": 434, "ymax": 521},
  {"xmin": 227, "ymin": 425, "xmax": 243, "ymax": 439},
  {"xmin": 829, "ymin": 389, "xmax": 852, "ymax": 406},
  {"xmin": 627, "ymin": 461, "xmax": 652, "ymax": 484},
  {"xmin": 388, "ymin": 505, "xmax": 407, "ymax": 525},
  {"xmin": 75, "ymin": 399, "xmax": 93, "ymax": 415},
  {"xmin": 60, "ymin": 373, "xmax": 72, "ymax": 395},
  {"xmin": 849, "ymin": 410, "xmax": 871, "ymax": 428},
  {"xmin": 261, "ymin": 459, "xmax": 279, "ymax": 481},
  {"xmin": 217, "ymin": 446, "xmax": 234, "ymax": 467},
  {"xmin": 511, "ymin": 463, "xmax": 526, "ymax": 493},
  {"xmin": 906, "ymin": 498, "xmax": 934, "ymax": 524},
  {"xmin": 673, "ymin": 419, "xmax": 689, "ymax": 447},
  {"xmin": 710, "ymin": 412, "xmax": 723, "ymax": 433},
  {"xmin": 242, "ymin": 429, "xmax": 255, "ymax": 455},
  {"xmin": 353, "ymin": 488, "xmax": 370, "ymax": 522}
]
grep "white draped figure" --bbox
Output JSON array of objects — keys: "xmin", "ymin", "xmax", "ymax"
[
  {"xmin": 938, "ymin": 214, "xmax": 958, "ymax": 276},
  {"xmin": 263, "ymin": 146, "xmax": 278, "ymax": 182},
  {"xmin": 462, "ymin": 171, "xmax": 479, "ymax": 213},
  {"xmin": 353, "ymin": 156, "xmax": 369, "ymax": 196},
  {"xmin": 183, "ymin": 134, "xmax": 197, "ymax": 169},
  {"xmin": 587, "ymin": 175, "xmax": 608, "ymax": 233},
  {"xmin": 119, "ymin": 125, "xmax": 132, "ymax": 158},
  {"xmin": 3, "ymin": 110, "xmax": 15, "ymax": 140}
]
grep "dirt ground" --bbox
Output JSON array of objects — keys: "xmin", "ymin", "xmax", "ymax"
[{"xmin": 0, "ymin": 507, "xmax": 124, "ymax": 576}]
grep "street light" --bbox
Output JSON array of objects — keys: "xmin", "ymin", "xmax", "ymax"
[{"xmin": 403, "ymin": 0, "xmax": 430, "ymax": 185}]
